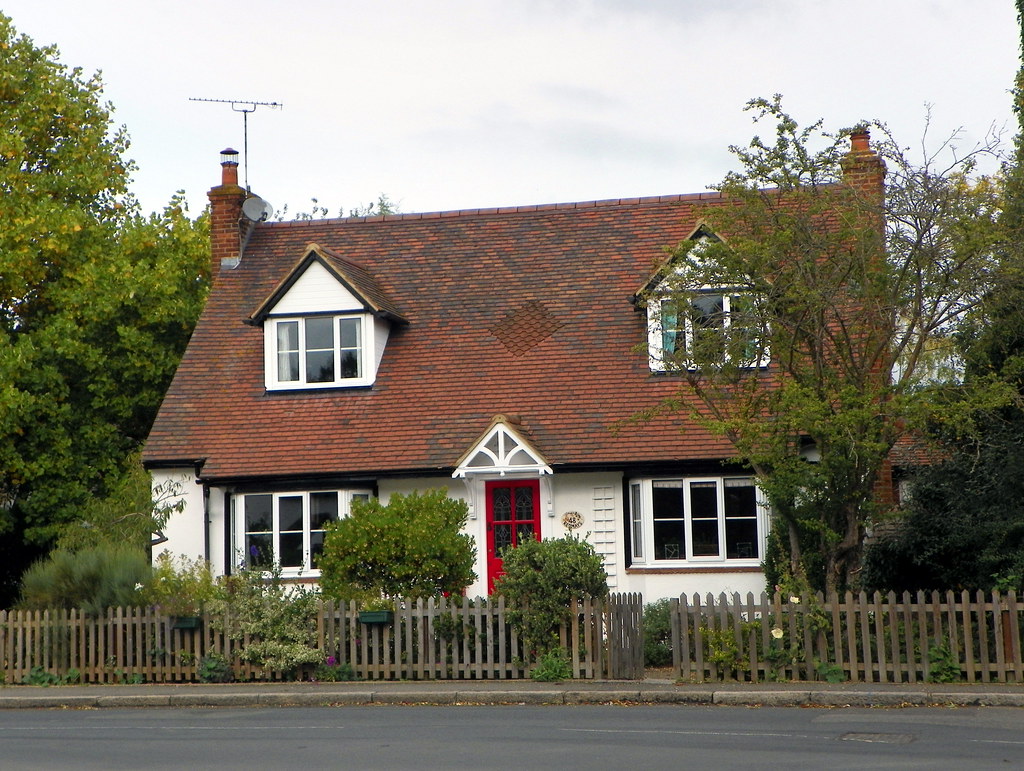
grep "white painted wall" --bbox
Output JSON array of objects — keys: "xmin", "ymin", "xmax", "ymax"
[
  {"xmin": 271, "ymin": 260, "xmax": 362, "ymax": 314},
  {"xmin": 152, "ymin": 470, "xmax": 767, "ymax": 600},
  {"xmin": 623, "ymin": 570, "xmax": 767, "ymax": 601},
  {"xmin": 151, "ymin": 468, "xmax": 205, "ymax": 563}
]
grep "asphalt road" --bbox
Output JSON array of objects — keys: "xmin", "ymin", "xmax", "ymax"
[{"xmin": 2, "ymin": 704, "xmax": 1022, "ymax": 770}]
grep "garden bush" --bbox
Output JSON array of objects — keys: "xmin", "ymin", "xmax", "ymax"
[
  {"xmin": 209, "ymin": 565, "xmax": 321, "ymax": 678},
  {"xmin": 494, "ymin": 535, "xmax": 608, "ymax": 655},
  {"xmin": 643, "ymin": 598, "xmax": 673, "ymax": 667},
  {"xmin": 318, "ymin": 489, "xmax": 475, "ymax": 602},
  {"xmin": 19, "ymin": 545, "xmax": 150, "ymax": 615}
]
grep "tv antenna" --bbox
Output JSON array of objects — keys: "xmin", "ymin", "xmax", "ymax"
[{"xmin": 189, "ymin": 98, "xmax": 282, "ymax": 191}]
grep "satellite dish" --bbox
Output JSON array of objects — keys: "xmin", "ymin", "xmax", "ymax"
[{"xmin": 242, "ymin": 196, "xmax": 274, "ymax": 222}]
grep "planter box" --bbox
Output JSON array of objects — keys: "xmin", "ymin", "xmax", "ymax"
[{"xmin": 358, "ymin": 610, "xmax": 394, "ymax": 625}]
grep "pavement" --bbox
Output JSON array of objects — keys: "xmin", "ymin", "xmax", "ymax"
[{"xmin": 2, "ymin": 677, "xmax": 1024, "ymax": 710}]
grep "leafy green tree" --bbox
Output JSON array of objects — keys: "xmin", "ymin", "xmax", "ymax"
[
  {"xmin": 318, "ymin": 490, "xmax": 476, "ymax": 601},
  {"xmin": 643, "ymin": 96, "xmax": 1010, "ymax": 593},
  {"xmin": 493, "ymin": 535, "xmax": 608, "ymax": 655},
  {"xmin": 0, "ymin": 14, "xmax": 209, "ymax": 604},
  {"xmin": 862, "ymin": 416, "xmax": 1024, "ymax": 593}
]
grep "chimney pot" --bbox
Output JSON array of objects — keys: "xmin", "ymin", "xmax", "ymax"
[
  {"xmin": 850, "ymin": 130, "xmax": 871, "ymax": 154},
  {"xmin": 220, "ymin": 148, "xmax": 240, "ymax": 187}
]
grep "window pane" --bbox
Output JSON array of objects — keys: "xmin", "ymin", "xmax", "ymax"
[
  {"xmin": 494, "ymin": 523, "xmax": 512, "ymax": 553},
  {"xmin": 339, "ymin": 317, "xmax": 361, "ymax": 348},
  {"xmin": 689, "ymin": 481, "xmax": 718, "ymax": 519},
  {"xmin": 652, "ymin": 483, "xmax": 684, "ymax": 560},
  {"xmin": 724, "ymin": 480, "xmax": 757, "ymax": 516},
  {"xmin": 277, "ymin": 321, "xmax": 298, "ymax": 350},
  {"xmin": 276, "ymin": 322, "xmax": 300, "ymax": 382},
  {"xmin": 340, "ymin": 350, "xmax": 360, "ymax": 379},
  {"xmin": 690, "ymin": 293, "xmax": 726, "ymax": 359},
  {"xmin": 691, "ymin": 520, "xmax": 720, "ymax": 556},
  {"xmin": 279, "ymin": 532, "xmax": 303, "ymax": 568},
  {"xmin": 305, "ymin": 317, "xmax": 334, "ymax": 349},
  {"xmin": 245, "ymin": 495, "xmax": 272, "ymax": 532},
  {"xmin": 630, "ymin": 484, "xmax": 644, "ymax": 560},
  {"xmin": 246, "ymin": 533, "xmax": 273, "ymax": 568},
  {"xmin": 310, "ymin": 492, "xmax": 339, "ymax": 529},
  {"xmin": 513, "ymin": 486, "xmax": 535, "ymax": 520},
  {"xmin": 515, "ymin": 522, "xmax": 534, "ymax": 545},
  {"xmin": 660, "ymin": 299, "xmax": 681, "ymax": 356},
  {"xmin": 310, "ymin": 531, "xmax": 326, "ymax": 566},
  {"xmin": 491, "ymin": 487, "xmax": 512, "ymax": 521},
  {"xmin": 689, "ymin": 481, "xmax": 720, "ymax": 557},
  {"xmin": 726, "ymin": 519, "xmax": 759, "ymax": 559},
  {"xmin": 339, "ymin": 318, "xmax": 362, "ymax": 379},
  {"xmin": 653, "ymin": 520, "xmax": 684, "ymax": 560},
  {"xmin": 691, "ymin": 294, "xmax": 725, "ymax": 327},
  {"xmin": 725, "ymin": 480, "xmax": 758, "ymax": 559},
  {"xmin": 306, "ymin": 350, "xmax": 334, "ymax": 382},
  {"xmin": 278, "ymin": 351, "xmax": 299, "ymax": 381},
  {"xmin": 279, "ymin": 495, "xmax": 303, "ymax": 531}
]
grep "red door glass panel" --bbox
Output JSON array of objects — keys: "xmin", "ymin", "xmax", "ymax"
[{"xmin": 485, "ymin": 479, "xmax": 541, "ymax": 594}]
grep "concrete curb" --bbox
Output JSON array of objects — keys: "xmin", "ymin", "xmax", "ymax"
[{"xmin": 2, "ymin": 687, "xmax": 1023, "ymax": 710}]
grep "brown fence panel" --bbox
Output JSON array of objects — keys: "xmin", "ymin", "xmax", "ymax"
[{"xmin": 670, "ymin": 590, "xmax": 1024, "ymax": 684}]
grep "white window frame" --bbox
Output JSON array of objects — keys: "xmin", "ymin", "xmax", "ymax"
[
  {"xmin": 628, "ymin": 476, "xmax": 766, "ymax": 567},
  {"xmin": 236, "ymin": 489, "xmax": 373, "ymax": 576},
  {"xmin": 264, "ymin": 313, "xmax": 376, "ymax": 390},
  {"xmin": 647, "ymin": 292, "xmax": 768, "ymax": 372}
]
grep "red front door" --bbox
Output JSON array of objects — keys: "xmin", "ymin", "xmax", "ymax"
[{"xmin": 486, "ymin": 479, "xmax": 541, "ymax": 594}]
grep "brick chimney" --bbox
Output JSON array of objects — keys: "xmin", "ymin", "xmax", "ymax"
[
  {"xmin": 207, "ymin": 148, "xmax": 246, "ymax": 276},
  {"xmin": 841, "ymin": 128, "xmax": 885, "ymax": 204}
]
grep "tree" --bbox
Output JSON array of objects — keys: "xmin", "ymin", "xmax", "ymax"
[
  {"xmin": 642, "ymin": 96, "xmax": 1010, "ymax": 593},
  {"xmin": 317, "ymin": 490, "xmax": 476, "ymax": 601},
  {"xmin": 861, "ymin": 3, "xmax": 1024, "ymax": 593},
  {"xmin": 0, "ymin": 14, "xmax": 209, "ymax": 605}
]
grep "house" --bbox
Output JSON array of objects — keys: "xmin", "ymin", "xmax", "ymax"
[{"xmin": 143, "ymin": 136, "xmax": 886, "ymax": 599}]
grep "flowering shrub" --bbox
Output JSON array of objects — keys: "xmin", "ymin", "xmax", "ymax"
[
  {"xmin": 143, "ymin": 552, "xmax": 219, "ymax": 617},
  {"xmin": 208, "ymin": 565, "xmax": 322, "ymax": 677}
]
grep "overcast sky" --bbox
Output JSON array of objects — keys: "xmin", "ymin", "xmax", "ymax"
[{"xmin": 3, "ymin": 0, "xmax": 1019, "ymax": 218}]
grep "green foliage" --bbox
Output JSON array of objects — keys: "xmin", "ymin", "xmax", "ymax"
[
  {"xmin": 197, "ymin": 653, "xmax": 234, "ymax": 684},
  {"xmin": 18, "ymin": 545, "xmax": 149, "ymax": 616},
  {"xmin": 530, "ymin": 647, "xmax": 573, "ymax": 682},
  {"xmin": 641, "ymin": 96, "xmax": 1009, "ymax": 593},
  {"xmin": 926, "ymin": 641, "xmax": 962, "ymax": 683},
  {"xmin": 814, "ymin": 659, "xmax": 846, "ymax": 683},
  {"xmin": 313, "ymin": 656, "xmax": 355, "ymax": 682},
  {"xmin": 20, "ymin": 666, "xmax": 80, "ymax": 687},
  {"xmin": 494, "ymin": 535, "xmax": 609, "ymax": 656},
  {"xmin": 209, "ymin": 565, "xmax": 321, "ymax": 677},
  {"xmin": 143, "ymin": 552, "xmax": 219, "ymax": 617},
  {"xmin": 0, "ymin": 15, "xmax": 209, "ymax": 606},
  {"xmin": 318, "ymin": 490, "xmax": 476, "ymax": 601},
  {"xmin": 863, "ymin": 411, "xmax": 1024, "ymax": 594},
  {"xmin": 643, "ymin": 598, "xmax": 674, "ymax": 667}
]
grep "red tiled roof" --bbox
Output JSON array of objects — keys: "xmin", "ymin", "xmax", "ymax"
[{"xmin": 143, "ymin": 193, "xmax": 744, "ymax": 481}]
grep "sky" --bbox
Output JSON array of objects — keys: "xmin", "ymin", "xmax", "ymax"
[{"xmin": 2, "ymin": 0, "xmax": 1020, "ymax": 218}]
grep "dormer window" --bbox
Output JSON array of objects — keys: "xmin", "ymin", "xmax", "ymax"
[
  {"xmin": 270, "ymin": 314, "xmax": 370, "ymax": 388},
  {"xmin": 250, "ymin": 243, "xmax": 407, "ymax": 392},
  {"xmin": 650, "ymin": 292, "xmax": 766, "ymax": 371},
  {"xmin": 642, "ymin": 230, "xmax": 768, "ymax": 372}
]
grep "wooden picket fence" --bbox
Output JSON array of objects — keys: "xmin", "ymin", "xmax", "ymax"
[
  {"xmin": 672, "ymin": 590, "xmax": 1024, "ymax": 683},
  {"xmin": 0, "ymin": 593, "xmax": 643, "ymax": 684}
]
